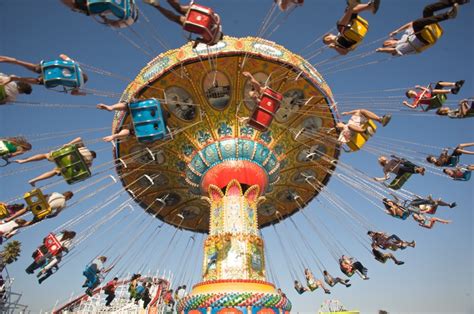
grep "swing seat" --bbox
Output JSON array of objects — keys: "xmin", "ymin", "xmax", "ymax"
[
  {"xmin": 413, "ymin": 23, "xmax": 443, "ymax": 53},
  {"xmin": 44, "ymin": 233, "xmax": 63, "ymax": 256},
  {"xmin": 41, "ymin": 60, "xmax": 84, "ymax": 90},
  {"xmin": 24, "ymin": 189, "xmax": 52, "ymax": 220},
  {"xmin": 51, "ymin": 145, "xmax": 92, "ymax": 184},
  {"xmin": 0, "ymin": 85, "xmax": 7, "ymax": 103},
  {"xmin": 419, "ymin": 23, "xmax": 443, "ymax": 45},
  {"xmin": 387, "ymin": 172, "xmax": 412, "ymax": 190},
  {"xmin": 422, "ymin": 94, "xmax": 447, "ymax": 111},
  {"xmin": 342, "ymin": 15, "xmax": 369, "ymax": 46},
  {"xmin": 0, "ymin": 203, "xmax": 9, "ymax": 219},
  {"xmin": 183, "ymin": 4, "xmax": 222, "ymax": 45},
  {"xmin": 248, "ymin": 87, "xmax": 283, "ymax": 132},
  {"xmin": 129, "ymin": 98, "xmax": 167, "ymax": 143},
  {"xmin": 454, "ymin": 170, "xmax": 471, "ymax": 181},
  {"xmin": 346, "ymin": 119, "xmax": 377, "ymax": 152},
  {"xmin": 87, "ymin": 0, "xmax": 138, "ymax": 28}
]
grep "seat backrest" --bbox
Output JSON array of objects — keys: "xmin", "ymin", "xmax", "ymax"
[
  {"xmin": 342, "ymin": 15, "xmax": 369, "ymax": 45},
  {"xmin": 24, "ymin": 188, "xmax": 52, "ymax": 219},
  {"xmin": 419, "ymin": 23, "xmax": 443, "ymax": 45}
]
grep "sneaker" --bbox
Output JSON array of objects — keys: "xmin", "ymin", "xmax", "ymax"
[
  {"xmin": 363, "ymin": 276, "xmax": 370, "ymax": 280},
  {"xmin": 410, "ymin": 240, "xmax": 416, "ymax": 248},
  {"xmin": 346, "ymin": 283, "xmax": 352, "ymax": 288},
  {"xmin": 456, "ymin": 80, "xmax": 465, "ymax": 88},
  {"xmin": 324, "ymin": 289, "xmax": 331, "ymax": 294},
  {"xmin": 381, "ymin": 114, "xmax": 392, "ymax": 126},
  {"xmin": 369, "ymin": 0, "xmax": 381, "ymax": 14},
  {"xmin": 345, "ymin": 279, "xmax": 350, "ymax": 283},
  {"xmin": 451, "ymin": 87, "xmax": 460, "ymax": 95},
  {"xmin": 450, "ymin": 202, "xmax": 457, "ymax": 208},
  {"xmin": 447, "ymin": 3, "xmax": 458, "ymax": 19},
  {"xmin": 395, "ymin": 261, "xmax": 405, "ymax": 265}
]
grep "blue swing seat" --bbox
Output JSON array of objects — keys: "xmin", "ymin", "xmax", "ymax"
[
  {"xmin": 41, "ymin": 60, "xmax": 84, "ymax": 90},
  {"xmin": 129, "ymin": 99, "xmax": 168, "ymax": 143},
  {"xmin": 87, "ymin": 0, "xmax": 138, "ymax": 27}
]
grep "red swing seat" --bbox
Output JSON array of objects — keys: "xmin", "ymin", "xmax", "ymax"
[
  {"xmin": 183, "ymin": 3, "xmax": 221, "ymax": 45},
  {"xmin": 248, "ymin": 87, "xmax": 283, "ymax": 132},
  {"xmin": 34, "ymin": 233, "xmax": 63, "ymax": 262}
]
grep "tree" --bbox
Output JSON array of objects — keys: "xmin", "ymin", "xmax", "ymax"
[{"xmin": 0, "ymin": 241, "xmax": 22, "ymax": 272}]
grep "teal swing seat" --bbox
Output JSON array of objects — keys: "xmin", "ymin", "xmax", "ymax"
[{"xmin": 50, "ymin": 145, "xmax": 91, "ymax": 184}]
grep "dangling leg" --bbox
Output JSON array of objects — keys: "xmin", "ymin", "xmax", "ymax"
[
  {"xmin": 386, "ymin": 253, "xmax": 404, "ymax": 265},
  {"xmin": 413, "ymin": 4, "xmax": 458, "ymax": 35},
  {"xmin": 167, "ymin": 0, "xmax": 188, "ymax": 15},
  {"xmin": 422, "ymin": 1, "xmax": 454, "ymax": 18},
  {"xmin": 28, "ymin": 169, "xmax": 60, "ymax": 186},
  {"xmin": 0, "ymin": 56, "xmax": 41, "ymax": 73},
  {"xmin": 144, "ymin": 0, "xmax": 186, "ymax": 25},
  {"xmin": 15, "ymin": 153, "xmax": 50, "ymax": 164},
  {"xmin": 358, "ymin": 109, "xmax": 391, "ymax": 126},
  {"xmin": 103, "ymin": 129, "xmax": 131, "ymax": 142},
  {"xmin": 97, "ymin": 102, "xmax": 128, "ymax": 112},
  {"xmin": 454, "ymin": 142, "xmax": 474, "ymax": 155}
]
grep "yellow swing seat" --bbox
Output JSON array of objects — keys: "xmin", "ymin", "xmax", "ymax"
[
  {"xmin": 346, "ymin": 119, "xmax": 377, "ymax": 152},
  {"xmin": 342, "ymin": 15, "xmax": 369, "ymax": 47},
  {"xmin": 412, "ymin": 23, "xmax": 444, "ymax": 53},
  {"xmin": 0, "ymin": 203, "xmax": 9, "ymax": 219},
  {"xmin": 24, "ymin": 189, "xmax": 52, "ymax": 220}
]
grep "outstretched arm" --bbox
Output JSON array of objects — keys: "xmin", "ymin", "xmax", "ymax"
[
  {"xmin": 402, "ymin": 101, "xmax": 417, "ymax": 109},
  {"xmin": 9, "ymin": 75, "xmax": 42, "ymax": 85},
  {"xmin": 65, "ymin": 137, "xmax": 83, "ymax": 146},
  {"xmin": 242, "ymin": 72, "xmax": 263, "ymax": 92},
  {"xmin": 389, "ymin": 22, "xmax": 413, "ymax": 38}
]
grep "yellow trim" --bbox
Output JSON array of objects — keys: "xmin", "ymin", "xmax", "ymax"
[{"xmin": 192, "ymin": 281, "xmax": 275, "ymax": 294}]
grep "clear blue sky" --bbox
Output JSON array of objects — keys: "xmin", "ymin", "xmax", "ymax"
[{"xmin": 0, "ymin": 1, "xmax": 473, "ymax": 313}]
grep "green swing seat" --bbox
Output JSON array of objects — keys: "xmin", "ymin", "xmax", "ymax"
[
  {"xmin": 387, "ymin": 173, "xmax": 412, "ymax": 190},
  {"xmin": 50, "ymin": 144, "xmax": 91, "ymax": 184},
  {"xmin": 0, "ymin": 85, "xmax": 7, "ymax": 103},
  {"xmin": 422, "ymin": 94, "xmax": 447, "ymax": 111}
]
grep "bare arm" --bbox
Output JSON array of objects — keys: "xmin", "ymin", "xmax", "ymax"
[
  {"xmin": 65, "ymin": 137, "xmax": 83, "ymax": 146},
  {"xmin": 9, "ymin": 75, "xmax": 41, "ymax": 85},
  {"xmin": 402, "ymin": 101, "xmax": 417, "ymax": 109},
  {"xmin": 390, "ymin": 22, "xmax": 413, "ymax": 37}
]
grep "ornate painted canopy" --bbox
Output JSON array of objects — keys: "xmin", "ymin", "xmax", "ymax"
[{"xmin": 113, "ymin": 36, "xmax": 339, "ymax": 233}]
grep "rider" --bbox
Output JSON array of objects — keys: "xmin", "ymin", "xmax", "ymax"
[
  {"xmin": 37, "ymin": 231, "xmax": 75, "ymax": 284},
  {"xmin": 339, "ymin": 255, "xmax": 369, "ymax": 280},
  {"xmin": 382, "ymin": 197, "xmax": 411, "ymax": 220},
  {"xmin": 323, "ymin": 0, "xmax": 380, "ymax": 55},
  {"xmin": 0, "ymin": 137, "xmax": 32, "ymax": 161},
  {"xmin": 304, "ymin": 268, "xmax": 331, "ymax": 294},
  {"xmin": 436, "ymin": 98, "xmax": 474, "ymax": 118},
  {"xmin": 323, "ymin": 270, "xmax": 351, "ymax": 287},
  {"xmin": 0, "ymin": 55, "xmax": 87, "ymax": 95},
  {"xmin": 427, "ymin": 142, "xmax": 474, "ymax": 167},
  {"xmin": 0, "ymin": 219, "xmax": 28, "ymax": 243},
  {"xmin": 371, "ymin": 244, "xmax": 404, "ymax": 265},
  {"xmin": 83, "ymin": 256, "xmax": 109, "ymax": 296},
  {"xmin": 408, "ymin": 195, "xmax": 456, "ymax": 215},
  {"xmin": 336, "ymin": 109, "xmax": 391, "ymax": 144},
  {"xmin": 4, "ymin": 191, "xmax": 74, "ymax": 226},
  {"xmin": 0, "ymin": 73, "xmax": 32, "ymax": 105},
  {"xmin": 412, "ymin": 212, "xmax": 451, "ymax": 229},
  {"xmin": 15, "ymin": 137, "xmax": 96, "ymax": 186},
  {"xmin": 144, "ymin": 0, "xmax": 223, "ymax": 47},
  {"xmin": 403, "ymin": 81, "xmax": 464, "ymax": 110},
  {"xmin": 375, "ymin": 155, "xmax": 425, "ymax": 182},
  {"xmin": 294, "ymin": 280, "xmax": 309, "ymax": 294},
  {"xmin": 376, "ymin": 1, "xmax": 462, "ymax": 56},
  {"xmin": 443, "ymin": 166, "xmax": 473, "ymax": 181},
  {"xmin": 367, "ymin": 231, "xmax": 415, "ymax": 250}
]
